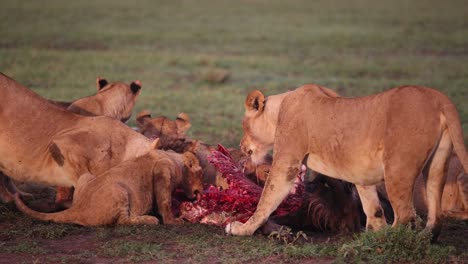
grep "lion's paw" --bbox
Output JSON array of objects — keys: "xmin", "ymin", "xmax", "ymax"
[
  {"xmin": 165, "ymin": 217, "xmax": 185, "ymax": 225},
  {"xmin": 225, "ymin": 221, "xmax": 254, "ymax": 236}
]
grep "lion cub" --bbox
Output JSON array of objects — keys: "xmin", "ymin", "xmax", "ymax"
[
  {"xmin": 136, "ymin": 110, "xmax": 191, "ymax": 147},
  {"xmin": 136, "ymin": 110, "xmax": 231, "ymax": 188},
  {"xmin": 14, "ymin": 139, "xmax": 204, "ymax": 226}
]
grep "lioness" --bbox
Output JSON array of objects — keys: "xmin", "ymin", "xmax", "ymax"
[
  {"xmin": 42, "ymin": 77, "xmax": 143, "ymax": 202},
  {"xmin": 14, "ymin": 139, "xmax": 204, "ymax": 226},
  {"xmin": 410, "ymin": 153, "xmax": 467, "ymax": 219},
  {"xmin": 67, "ymin": 77, "xmax": 142, "ymax": 122},
  {"xmin": 0, "ymin": 73, "xmax": 153, "ymax": 202},
  {"xmin": 227, "ymin": 84, "xmax": 468, "ymax": 240}
]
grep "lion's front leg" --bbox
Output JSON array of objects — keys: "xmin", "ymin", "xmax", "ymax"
[
  {"xmin": 154, "ymin": 168, "xmax": 183, "ymax": 225},
  {"xmin": 226, "ymin": 157, "xmax": 302, "ymax": 236}
]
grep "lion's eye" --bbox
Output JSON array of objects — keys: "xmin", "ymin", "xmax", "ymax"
[{"xmin": 248, "ymin": 150, "xmax": 253, "ymax": 155}]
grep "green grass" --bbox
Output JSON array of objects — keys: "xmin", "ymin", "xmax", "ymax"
[
  {"xmin": 100, "ymin": 240, "xmax": 165, "ymax": 262},
  {"xmin": 0, "ymin": 0, "xmax": 467, "ymax": 146},
  {"xmin": 337, "ymin": 224, "xmax": 454, "ymax": 263},
  {"xmin": 1, "ymin": 200, "xmax": 467, "ymax": 263},
  {"xmin": 0, "ymin": 0, "xmax": 467, "ymax": 263},
  {"xmin": 0, "ymin": 240, "xmax": 47, "ymax": 255}
]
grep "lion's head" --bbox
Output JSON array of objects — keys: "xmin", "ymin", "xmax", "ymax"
[
  {"xmin": 241, "ymin": 90, "xmax": 291, "ymax": 164},
  {"xmin": 241, "ymin": 86, "xmax": 340, "ymax": 165},
  {"xmin": 181, "ymin": 144, "xmax": 204, "ymax": 200},
  {"xmin": 136, "ymin": 110, "xmax": 191, "ymax": 150},
  {"xmin": 67, "ymin": 77, "xmax": 142, "ymax": 122}
]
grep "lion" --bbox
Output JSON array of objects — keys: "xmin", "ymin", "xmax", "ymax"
[
  {"xmin": 0, "ymin": 73, "xmax": 153, "ymax": 203},
  {"xmin": 226, "ymin": 84, "xmax": 468, "ymax": 240},
  {"xmin": 136, "ymin": 110, "xmax": 230, "ymax": 188},
  {"xmin": 136, "ymin": 110, "xmax": 191, "ymax": 149},
  {"xmin": 47, "ymin": 77, "xmax": 141, "ymax": 118},
  {"xmin": 67, "ymin": 77, "xmax": 142, "ymax": 122},
  {"xmin": 379, "ymin": 153, "xmax": 468, "ymax": 220},
  {"xmin": 417, "ymin": 153, "xmax": 468, "ymax": 219},
  {"xmin": 14, "ymin": 139, "xmax": 204, "ymax": 226},
  {"xmin": 29, "ymin": 77, "xmax": 143, "ymax": 202}
]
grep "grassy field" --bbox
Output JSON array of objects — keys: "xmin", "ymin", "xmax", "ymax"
[{"xmin": 1, "ymin": 0, "xmax": 467, "ymax": 263}]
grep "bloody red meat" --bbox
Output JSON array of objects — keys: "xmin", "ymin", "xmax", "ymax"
[{"xmin": 178, "ymin": 145, "xmax": 304, "ymax": 226}]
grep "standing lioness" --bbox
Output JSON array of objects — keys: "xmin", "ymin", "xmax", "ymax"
[{"xmin": 227, "ymin": 84, "xmax": 468, "ymax": 240}]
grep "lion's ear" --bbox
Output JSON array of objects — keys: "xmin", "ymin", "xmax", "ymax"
[
  {"xmin": 150, "ymin": 138, "xmax": 161, "ymax": 150},
  {"xmin": 245, "ymin": 90, "xmax": 265, "ymax": 116},
  {"xmin": 136, "ymin": 110, "xmax": 151, "ymax": 128},
  {"xmin": 176, "ymin": 112, "xmax": 191, "ymax": 135},
  {"xmin": 130, "ymin": 80, "xmax": 142, "ymax": 95},
  {"xmin": 319, "ymin": 86, "xmax": 340, "ymax": 98},
  {"xmin": 182, "ymin": 152, "xmax": 198, "ymax": 169},
  {"xmin": 187, "ymin": 140, "xmax": 200, "ymax": 153},
  {"xmin": 96, "ymin": 77, "xmax": 108, "ymax": 90}
]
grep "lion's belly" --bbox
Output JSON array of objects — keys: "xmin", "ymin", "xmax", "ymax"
[
  {"xmin": 306, "ymin": 153, "xmax": 384, "ymax": 186},
  {"xmin": 0, "ymin": 153, "xmax": 75, "ymax": 187}
]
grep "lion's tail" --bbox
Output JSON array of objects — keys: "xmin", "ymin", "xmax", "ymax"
[
  {"xmin": 442, "ymin": 101, "xmax": 468, "ymax": 174},
  {"xmin": 14, "ymin": 193, "xmax": 78, "ymax": 224}
]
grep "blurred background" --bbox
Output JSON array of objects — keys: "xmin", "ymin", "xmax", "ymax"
[{"xmin": 1, "ymin": 0, "xmax": 467, "ymax": 147}]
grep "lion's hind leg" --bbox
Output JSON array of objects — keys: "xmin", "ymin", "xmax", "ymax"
[
  {"xmin": 115, "ymin": 195, "xmax": 160, "ymax": 225},
  {"xmin": 110, "ymin": 184, "xmax": 159, "ymax": 226},
  {"xmin": 118, "ymin": 215, "xmax": 160, "ymax": 225},
  {"xmin": 424, "ymin": 129, "xmax": 452, "ymax": 240}
]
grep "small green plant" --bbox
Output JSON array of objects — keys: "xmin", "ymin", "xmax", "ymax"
[
  {"xmin": 268, "ymin": 226, "xmax": 309, "ymax": 245},
  {"xmin": 338, "ymin": 223, "xmax": 455, "ymax": 263}
]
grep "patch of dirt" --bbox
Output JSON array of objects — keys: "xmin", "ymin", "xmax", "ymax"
[
  {"xmin": 437, "ymin": 220, "xmax": 468, "ymax": 255},
  {"xmin": 40, "ymin": 233, "xmax": 97, "ymax": 254}
]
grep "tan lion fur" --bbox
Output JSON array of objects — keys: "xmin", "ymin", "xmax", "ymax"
[
  {"xmin": 378, "ymin": 153, "xmax": 468, "ymax": 220},
  {"xmin": 136, "ymin": 110, "xmax": 230, "ymax": 188},
  {"xmin": 14, "ymin": 142, "xmax": 204, "ymax": 226},
  {"xmin": 227, "ymin": 84, "xmax": 468, "ymax": 240},
  {"xmin": 67, "ymin": 78, "xmax": 142, "ymax": 122},
  {"xmin": 136, "ymin": 110, "xmax": 191, "ymax": 148},
  {"xmin": 0, "ymin": 73, "xmax": 153, "ymax": 201},
  {"xmin": 29, "ymin": 78, "xmax": 143, "ymax": 203}
]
